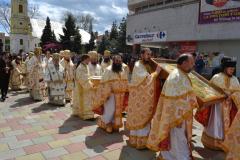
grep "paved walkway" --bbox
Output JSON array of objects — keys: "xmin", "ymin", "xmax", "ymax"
[{"xmin": 0, "ymin": 90, "xmax": 225, "ymax": 160}]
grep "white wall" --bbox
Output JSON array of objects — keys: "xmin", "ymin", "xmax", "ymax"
[
  {"xmin": 127, "ymin": 2, "xmax": 240, "ymax": 43},
  {"xmin": 10, "ymin": 34, "xmax": 31, "ymax": 54}
]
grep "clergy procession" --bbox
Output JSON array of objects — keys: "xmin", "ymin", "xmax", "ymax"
[{"xmin": 0, "ymin": 46, "xmax": 239, "ymax": 160}]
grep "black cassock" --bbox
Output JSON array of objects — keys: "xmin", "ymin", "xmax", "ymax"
[{"xmin": 0, "ymin": 58, "xmax": 11, "ymax": 99}]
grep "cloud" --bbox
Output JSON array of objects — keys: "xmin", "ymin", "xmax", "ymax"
[{"xmin": 1, "ymin": 0, "xmax": 128, "ymax": 33}]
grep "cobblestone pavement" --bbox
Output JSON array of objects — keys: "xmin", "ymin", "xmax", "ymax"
[{"xmin": 0, "ymin": 90, "xmax": 225, "ymax": 160}]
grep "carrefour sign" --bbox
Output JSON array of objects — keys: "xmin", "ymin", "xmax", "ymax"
[{"xmin": 134, "ymin": 31, "xmax": 167, "ymax": 43}]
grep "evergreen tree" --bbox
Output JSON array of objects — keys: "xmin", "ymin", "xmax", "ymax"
[
  {"xmin": 73, "ymin": 28, "xmax": 82, "ymax": 54},
  {"xmin": 109, "ymin": 21, "xmax": 118, "ymax": 40},
  {"xmin": 60, "ymin": 13, "xmax": 82, "ymax": 54},
  {"xmin": 97, "ymin": 35, "xmax": 107, "ymax": 54},
  {"xmin": 52, "ymin": 31, "xmax": 57, "ymax": 42},
  {"xmin": 117, "ymin": 17, "xmax": 127, "ymax": 53},
  {"xmin": 88, "ymin": 31, "xmax": 95, "ymax": 51},
  {"xmin": 40, "ymin": 17, "xmax": 55, "ymax": 46}
]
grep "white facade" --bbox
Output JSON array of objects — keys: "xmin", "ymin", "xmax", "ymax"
[{"xmin": 127, "ymin": 0, "xmax": 240, "ymax": 76}]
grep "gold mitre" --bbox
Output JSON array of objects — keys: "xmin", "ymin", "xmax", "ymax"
[
  {"xmin": 104, "ymin": 50, "xmax": 111, "ymax": 56},
  {"xmin": 64, "ymin": 50, "xmax": 71, "ymax": 58},
  {"xmin": 29, "ymin": 52, "xmax": 34, "ymax": 56},
  {"xmin": 34, "ymin": 47, "xmax": 42, "ymax": 55},
  {"xmin": 52, "ymin": 53, "xmax": 60, "ymax": 60},
  {"xmin": 88, "ymin": 51, "xmax": 98, "ymax": 59}
]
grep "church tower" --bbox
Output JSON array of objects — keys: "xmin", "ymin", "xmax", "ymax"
[{"xmin": 10, "ymin": 0, "xmax": 32, "ymax": 54}]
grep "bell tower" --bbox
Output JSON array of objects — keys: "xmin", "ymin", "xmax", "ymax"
[{"xmin": 10, "ymin": 0, "xmax": 32, "ymax": 54}]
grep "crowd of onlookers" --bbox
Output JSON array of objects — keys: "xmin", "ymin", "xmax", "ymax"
[{"xmin": 192, "ymin": 52, "xmax": 236, "ymax": 79}]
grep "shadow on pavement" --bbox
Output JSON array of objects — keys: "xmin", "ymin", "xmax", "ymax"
[
  {"xmin": 193, "ymin": 146, "xmax": 226, "ymax": 160},
  {"xmin": 85, "ymin": 127, "xmax": 125, "ymax": 154},
  {"xmin": 58, "ymin": 116, "xmax": 96, "ymax": 134},
  {"xmin": 10, "ymin": 97, "xmax": 38, "ymax": 108},
  {"xmin": 31, "ymin": 103, "xmax": 62, "ymax": 113},
  {"xmin": 119, "ymin": 145, "xmax": 156, "ymax": 160}
]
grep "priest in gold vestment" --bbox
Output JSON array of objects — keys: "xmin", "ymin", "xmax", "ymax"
[
  {"xmin": 101, "ymin": 50, "xmax": 112, "ymax": 72},
  {"xmin": 72, "ymin": 54, "xmax": 94, "ymax": 120},
  {"xmin": 147, "ymin": 54, "xmax": 198, "ymax": 160},
  {"xmin": 45, "ymin": 53, "xmax": 66, "ymax": 105},
  {"xmin": 222, "ymin": 106, "xmax": 240, "ymax": 160},
  {"xmin": 126, "ymin": 48, "xmax": 161, "ymax": 149},
  {"xmin": 88, "ymin": 51, "xmax": 102, "ymax": 77},
  {"xmin": 28, "ymin": 47, "xmax": 46, "ymax": 101},
  {"xmin": 25, "ymin": 52, "xmax": 34, "ymax": 91},
  {"xmin": 9, "ymin": 56, "xmax": 23, "ymax": 91},
  {"xmin": 60, "ymin": 50, "xmax": 74, "ymax": 102},
  {"xmin": 195, "ymin": 59, "xmax": 240, "ymax": 151},
  {"xmin": 93, "ymin": 55, "xmax": 128, "ymax": 133}
]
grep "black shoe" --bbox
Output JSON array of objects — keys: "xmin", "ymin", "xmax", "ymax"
[{"xmin": 1, "ymin": 98, "xmax": 5, "ymax": 102}]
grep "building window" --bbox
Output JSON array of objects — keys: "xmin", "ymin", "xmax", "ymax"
[
  {"xmin": 20, "ymin": 39, "xmax": 23, "ymax": 45},
  {"xmin": 19, "ymin": 5, "xmax": 23, "ymax": 13},
  {"xmin": 20, "ymin": 22, "xmax": 23, "ymax": 25}
]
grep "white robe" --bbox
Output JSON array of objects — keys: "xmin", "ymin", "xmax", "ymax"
[
  {"xmin": 161, "ymin": 122, "xmax": 191, "ymax": 160},
  {"xmin": 102, "ymin": 94, "xmax": 115, "ymax": 124},
  {"xmin": 205, "ymin": 103, "xmax": 224, "ymax": 139}
]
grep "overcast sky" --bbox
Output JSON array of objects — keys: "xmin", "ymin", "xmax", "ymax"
[{"xmin": 0, "ymin": 0, "xmax": 128, "ymax": 34}]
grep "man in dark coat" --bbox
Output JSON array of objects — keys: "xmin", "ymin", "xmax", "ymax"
[{"xmin": 0, "ymin": 53, "xmax": 11, "ymax": 101}]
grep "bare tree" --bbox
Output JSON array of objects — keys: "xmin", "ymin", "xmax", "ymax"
[
  {"xmin": 28, "ymin": 4, "xmax": 39, "ymax": 18},
  {"xmin": 77, "ymin": 14, "xmax": 95, "ymax": 33},
  {"xmin": 0, "ymin": 2, "xmax": 10, "ymax": 34},
  {"xmin": 0, "ymin": 2, "xmax": 39, "ymax": 34}
]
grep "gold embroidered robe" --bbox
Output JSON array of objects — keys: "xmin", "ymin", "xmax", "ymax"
[
  {"xmin": 92, "ymin": 65, "xmax": 128, "ymax": 132},
  {"xmin": 222, "ymin": 97, "xmax": 240, "ymax": 160},
  {"xmin": 126, "ymin": 60, "xmax": 160, "ymax": 149},
  {"xmin": 72, "ymin": 63, "xmax": 94, "ymax": 120},
  {"xmin": 195, "ymin": 72, "xmax": 240, "ymax": 150},
  {"xmin": 28, "ymin": 56, "xmax": 46, "ymax": 101},
  {"xmin": 60, "ymin": 59, "xmax": 74, "ymax": 101},
  {"xmin": 9, "ymin": 60, "xmax": 23, "ymax": 90},
  {"xmin": 147, "ymin": 68, "xmax": 198, "ymax": 152}
]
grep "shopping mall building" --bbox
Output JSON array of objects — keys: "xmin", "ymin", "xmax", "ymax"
[{"xmin": 127, "ymin": 0, "xmax": 240, "ymax": 76}]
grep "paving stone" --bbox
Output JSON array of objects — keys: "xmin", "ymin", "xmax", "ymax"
[
  {"xmin": 48, "ymin": 139, "xmax": 71, "ymax": 148},
  {"xmin": 103, "ymin": 149, "xmax": 122, "ymax": 160},
  {"xmin": 61, "ymin": 151, "xmax": 88, "ymax": 160},
  {"xmin": 24, "ymin": 126, "xmax": 44, "ymax": 133},
  {"xmin": 4, "ymin": 129, "xmax": 25, "ymax": 137},
  {"xmin": 16, "ymin": 153, "xmax": 45, "ymax": 160},
  {"xmin": 0, "ymin": 143, "xmax": 9, "ymax": 152},
  {"xmin": 0, "ymin": 148, "xmax": 26, "ymax": 160},
  {"xmin": 9, "ymin": 139, "xmax": 33, "ymax": 149},
  {"xmin": 24, "ymin": 143, "xmax": 51, "ymax": 154},
  {"xmin": 38, "ymin": 129, "xmax": 58, "ymax": 136},
  {"xmin": 69, "ymin": 135, "xmax": 86, "ymax": 143},
  {"xmin": 42, "ymin": 147, "xmax": 68, "ymax": 159},
  {"xmin": 0, "ymin": 136, "xmax": 18, "ymax": 143},
  {"xmin": 53, "ymin": 133, "xmax": 72, "ymax": 140},
  {"xmin": 82, "ymin": 145, "xmax": 106, "ymax": 157},
  {"xmin": 87, "ymin": 155, "xmax": 107, "ymax": 160},
  {"xmin": 0, "ymin": 127, "xmax": 11, "ymax": 133},
  {"xmin": 64, "ymin": 142, "xmax": 87, "ymax": 153},
  {"xmin": 32, "ymin": 135, "xmax": 54, "ymax": 144},
  {"xmin": 17, "ymin": 132, "xmax": 39, "ymax": 140}
]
